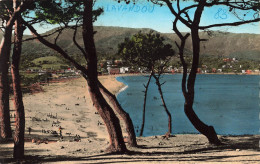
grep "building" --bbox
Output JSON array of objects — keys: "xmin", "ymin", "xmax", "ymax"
[
  {"xmin": 109, "ymin": 68, "xmax": 120, "ymax": 75},
  {"xmin": 120, "ymin": 67, "xmax": 129, "ymax": 74},
  {"xmin": 246, "ymin": 70, "xmax": 252, "ymax": 74}
]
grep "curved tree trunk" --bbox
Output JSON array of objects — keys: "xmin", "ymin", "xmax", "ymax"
[
  {"xmin": 172, "ymin": 10, "xmax": 220, "ymax": 145},
  {"xmin": 11, "ymin": 14, "xmax": 25, "ymax": 159},
  {"xmin": 98, "ymin": 81, "xmax": 137, "ymax": 147},
  {"xmin": 140, "ymin": 73, "xmax": 153, "ymax": 137},
  {"xmin": 171, "ymin": 1, "xmax": 220, "ymax": 145},
  {"xmin": 85, "ymin": 76, "xmax": 127, "ymax": 152},
  {"xmin": 153, "ymin": 74, "xmax": 172, "ymax": 135},
  {"xmin": 0, "ymin": 17, "xmax": 13, "ymax": 140},
  {"xmin": 82, "ymin": 0, "xmax": 127, "ymax": 153},
  {"xmin": 184, "ymin": 27, "xmax": 220, "ymax": 144},
  {"xmin": 23, "ymin": 0, "xmax": 127, "ymax": 154}
]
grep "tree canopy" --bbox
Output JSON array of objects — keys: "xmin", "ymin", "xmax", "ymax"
[{"xmin": 118, "ymin": 31, "xmax": 175, "ymax": 71}]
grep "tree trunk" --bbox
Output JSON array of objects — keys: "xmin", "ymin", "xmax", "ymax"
[
  {"xmin": 172, "ymin": 5, "xmax": 220, "ymax": 144},
  {"xmin": 85, "ymin": 76, "xmax": 127, "ymax": 152},
  {"xmin": 23, "ymin": 0, "xmax": 127, "ymax": 153},
  {"xmin": 140, "ymin": 73, "xmax": 153, "ymax": 137},
  {"xmin": 0, "ymin": 17, "xmax": 13, "ymax": 140},
  {"xmin": 0, "ymin": 0, "xmax": 25, "ymax": 140},
  {"xmin": 82, "ymin": 0, "xmax": 127, "ymax": 153},
  {"xmin": 153, "ymin": 74, "xmax": 172, "ymax": 135},
  {"xmin": 12, "ymin": 14, "xmax": 25, "ymax": 159},
  {"xmin": 182, "ymin": 2, "xmax": 221, "ymax": 144},
  {"xmin": 184, "ymin": 27, "xmax": 220, "ymax": 144},
  {"xmin": 98, "ymin": 81, "xmax": 137, "ymax": 147}
]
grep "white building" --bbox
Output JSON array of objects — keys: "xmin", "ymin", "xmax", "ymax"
[
  {"xmin": 217, "ymin": 69, "xmax": 222, "ymax": 73},
  {"xmin": 120, "ymin": 67, "xmax": 129, "ymax": 74}
]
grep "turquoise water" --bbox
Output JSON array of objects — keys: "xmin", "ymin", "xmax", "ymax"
[{"xmin": 116, "ymin": 74, "xmax": 260, "ymax": 136}]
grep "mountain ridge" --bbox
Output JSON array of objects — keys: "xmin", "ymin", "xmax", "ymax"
[{"xmin": 1, "ymin": 26, "xmax": 259, "ymax": 61}]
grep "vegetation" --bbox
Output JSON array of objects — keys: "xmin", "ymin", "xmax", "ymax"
[
  {"xmin": 0, "ymin": 0, "xmax": 259, "ymax": 162},
  {"xmin": 160, "ymin": 0, "xmax": 260, "ymax": 144},
  {"xmin": 2, "ymin": 26, "xmax": 260, "ymax": 72},
  {"xmin": 0, "ymin": 0, "xmax": 25, "ymax": 141},
  {"xmin": 118, "ymin": 31, "xmax": 175, "ymax": 136},
  {"xmin": 31, "ymin": 56, "xmax": 69, "ymax": 70},
  {"xmin": 22, "ymin": 0, "xmax": 136, "ymax": 152}
]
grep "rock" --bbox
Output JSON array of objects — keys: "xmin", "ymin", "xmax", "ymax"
[{"xmin": 61, "ymin": 146, "xmax": 65, "ymax": 149}]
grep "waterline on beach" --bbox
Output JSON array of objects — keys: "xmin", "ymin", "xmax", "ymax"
[{"xmin": 116, "ymin": 84, "xmax": 128, "ymax": 97}]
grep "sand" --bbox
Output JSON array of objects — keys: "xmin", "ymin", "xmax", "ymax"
[{"xmin": 0, "ymin": 75, "xmax": 259, "ymax": 163}]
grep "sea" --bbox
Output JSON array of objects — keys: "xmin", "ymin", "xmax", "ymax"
[{"xmin": 116, "ymin": 74, "xmax": 260, "ymax": 136}]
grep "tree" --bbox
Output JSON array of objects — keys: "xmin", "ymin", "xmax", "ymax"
[
  {"xmin": 98, "ymin": 82, "xmax": 137, "ymax": 147},
  {"xmin": 12, "ymin": 17, "xmax": 24, "ymax": 155},
  {"xmin": 22, "ymin": 0, "xmax": 132, "ymax": 152},
  {"xmin": 0, "ymin": 0, "xmax": 25, "ymax": 140},
  {"xmin": 11, "ymin": 1, "xmax": 26, "ymax": 158},
  {"xmin": 118, "ymin": 31, "xmax": 175, "ymax": 136},
  {"xmin": 30, "ymin": 0, "xmax": 137, "ymax": 147},
  {"xmin": 153, "ymin": 0, "xmax": 260, "ymax": 144}
]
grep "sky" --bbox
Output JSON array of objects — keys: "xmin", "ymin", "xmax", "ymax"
[
  {"xmin": 93, "ymin": 0, "xmax": 260, "ymax": 34},
  {"xmin": 26, "ymin": 0, "xmax": 260, "ymax": 34}
]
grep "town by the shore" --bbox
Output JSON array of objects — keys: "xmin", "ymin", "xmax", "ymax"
[{"xmin": 1, "ymin": 75, "xmax": 259, "ymax": 163}]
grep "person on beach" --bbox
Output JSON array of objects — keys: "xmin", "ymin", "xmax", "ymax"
[
  {"xmin": 28, "ymin": 127, "xmax": 32, "ymax": 135},
  {"xmin": 59, "ymin": 126, "xmax": 62, "ymax": 137}
]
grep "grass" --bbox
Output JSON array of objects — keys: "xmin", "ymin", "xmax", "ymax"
[{"xmin": 31, "ymin": 56, "xmax": 69, "ymax": 70}]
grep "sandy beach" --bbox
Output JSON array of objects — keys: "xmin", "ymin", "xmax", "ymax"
[{"xmin": 0, "ymin": 75, "xmax": 259, "ymax": 163}]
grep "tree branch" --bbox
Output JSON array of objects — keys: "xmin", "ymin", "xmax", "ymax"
[
  {"xmin": 21, "ymin": 27, "xmax": 65, "ymax": 42},
  {"xmin": 199, "ymin": 18, "xmax": 260, "ymax": 29},
  {"xmin": 72, "ymin": 20, "xmax": 87, "ymax": 58},
  {"xmin": 161, "ymin": 0, "xmax": 192, "ymax": 28},
  {"xmin": 54, "ymin": 24, "xmax": 65, "ymax": 45},
  {"xmin": 172, "ymin": 13, "xmax": 190, "ymax": 97},
  {"xmin": 22, "ymin": 19, "xmax": 87, "ymax": 74}
]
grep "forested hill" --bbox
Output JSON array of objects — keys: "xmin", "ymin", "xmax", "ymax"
[{"xmin": 1, "ymin": 26, "xmax": 260, "ymax": 61}]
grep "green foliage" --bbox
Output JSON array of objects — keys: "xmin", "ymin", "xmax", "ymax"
[
  {"xmin": 31, "ymin": 56, "xmax": 69, "ymax": 70},
  {"xmin": 0, "ymin": 1, "xmax": 11, "ymax": 20},
  {"xmin": 7, "ymin": 26, "xmax": 259, "ymax": 71},
  {"xmin": 198, "ymin": 55, "xmax": 259, "ymax": 72},
  {"xmin": 34, "ymin": 0, "xmax": 103, "ymax": 25},
  {"xmin": 118, "ymin": 31, "xmax": 175, "ymax": 70},
  {"xmin": 20, "ymin": 73, "xmax": 48, "ymax": 86},
  {"xmin": 35, "ymin": 0, "xmax": 82, "ymax": 24},
  {"xmin": 32, "ymin": 56, "xmax": 63, "ymax": 64}
]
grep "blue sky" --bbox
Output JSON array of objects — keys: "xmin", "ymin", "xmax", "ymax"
[
  {"xmin": 27, "ymin": 0, "xmax": 260, "ymax": 34},
  {"xmin": 93, "ymin": 0, "xmax": 260, "ymax": 34}
]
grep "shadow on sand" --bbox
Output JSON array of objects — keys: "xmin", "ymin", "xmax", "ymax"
[{"xmin": 1, "ymin": 135, "xmax": 259, "ymax": 163}]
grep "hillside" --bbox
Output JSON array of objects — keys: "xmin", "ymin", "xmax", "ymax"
[
  {"xmin": 40, "ymin": 26, "xmax": 260, "ymax": 61},
  {"xmin": 1, "ymin": 26, "xmax": 260, "ymax": 62}
]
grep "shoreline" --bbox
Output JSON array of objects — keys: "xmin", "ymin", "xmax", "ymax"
[
  {"xmin": 115, "ymin": 84, "xmax": 128, "ymax": 97},
  {"xmin": 109, "ymin": 71, "xmax": 260, "ymax": 97},
  {"xmin": 1, "ymin": 75, "xmax": 259, "ymax": 163}
]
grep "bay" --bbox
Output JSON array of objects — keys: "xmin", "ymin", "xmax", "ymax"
[{"xmin": 116, "ymin": 74, "xmax": 260, "ymax": 136}]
